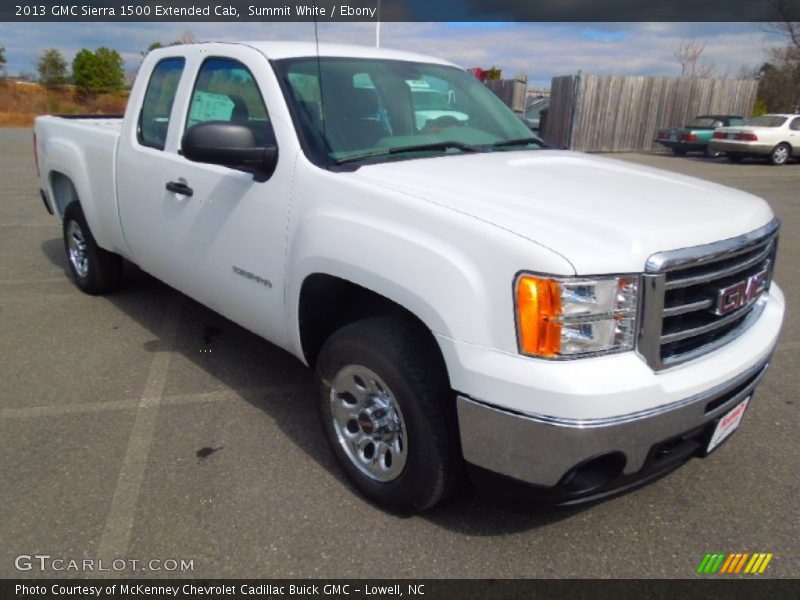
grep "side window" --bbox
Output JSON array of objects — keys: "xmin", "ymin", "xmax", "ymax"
[
  {"xmin": 728, "ymin": 118, "xmax": 745, "ymax": 126},
  {"xmin": 138, "ymin": 57, "xmax": 185, "ymax": 150},
  {"xmin": 186, "ymin": 58, "xmax": 274, "ymax": 145},
  {"xmin": 790, "ymin": 117, "xmax": 800, "ymax": 131}
]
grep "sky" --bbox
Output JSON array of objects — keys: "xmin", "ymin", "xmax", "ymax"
[{"xmin": 0, "ymin": 22, "xmax": 784, "ymax": 88}]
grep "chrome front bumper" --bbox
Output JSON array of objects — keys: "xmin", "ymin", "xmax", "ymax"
[{"xmin": 457, "ymin": 356, "xmax": 771, "ymax": 502}]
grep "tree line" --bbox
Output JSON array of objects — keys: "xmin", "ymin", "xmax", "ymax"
[
  {"xmin": 0, "ymin": 45, "xmax": 126, "ymax": 95},
  {"xmin": 0, "ymin": 32, "xmax": 198, "ymax": 97}
]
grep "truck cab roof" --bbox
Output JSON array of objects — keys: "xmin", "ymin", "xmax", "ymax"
[{"xmin": 151, "ymin": 41, "xmax": 456, "ymax": 66}]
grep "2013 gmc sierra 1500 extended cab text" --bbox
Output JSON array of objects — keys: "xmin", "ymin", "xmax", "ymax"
[{"xmin": 34, "ymin": 42, "xmax": 785, "ymax": 510}]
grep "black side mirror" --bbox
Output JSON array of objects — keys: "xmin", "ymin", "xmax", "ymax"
[{"xmin": 181, "ymin": 121, "xmax": 278, "ymax": 178}]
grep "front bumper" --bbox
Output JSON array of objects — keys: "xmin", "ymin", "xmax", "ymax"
[
  {"xmin": 440, "ymin": 283, "xmax": 783, "ymax": 503},
  {"xmin": 458, "ymin": 356, "xmax": 770, "ymax": 504}
]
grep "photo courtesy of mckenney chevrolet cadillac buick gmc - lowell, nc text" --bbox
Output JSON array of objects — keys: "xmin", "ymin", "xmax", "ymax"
[{"xmin": 33, "ymin": 41, "xmax": 784, "ymax": 510}]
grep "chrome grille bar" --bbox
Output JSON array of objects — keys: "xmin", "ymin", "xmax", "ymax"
[
  {"xmin": 664, "ymin": 242, "xmax": 775, "ymax": 290},
  {"xmin": 660, "ymin": 301, "xmax": 760, "ymax": 344},
  {"xmin": 667, "ymin": 240, "xmax": 773, "ymax": 290},
  {"xmin": 662, "ymin": 299, "xmax": 714, "ymax": 317}
]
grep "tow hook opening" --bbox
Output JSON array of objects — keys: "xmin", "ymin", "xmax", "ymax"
[{"xmin": 560, "ymin": 452, "xmax": 627, "ymax": 495}]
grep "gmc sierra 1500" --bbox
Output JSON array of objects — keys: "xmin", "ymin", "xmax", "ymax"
[{"xmin": 34, "ymin": 42, "xmax": 784, "ymax": 510}]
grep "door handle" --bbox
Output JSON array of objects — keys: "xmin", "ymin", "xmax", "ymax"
[{"xmin": 166, "ymin": 181, "xmax": 193, "ymax": 196}]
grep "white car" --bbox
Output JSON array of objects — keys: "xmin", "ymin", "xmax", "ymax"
[
  {"xmin": 33, "ymin": 42, "xmax": 784, "ymax": 510},
  {"xmin": 709, "ymin": 113, "xmax": 800, "ymax": 165}
]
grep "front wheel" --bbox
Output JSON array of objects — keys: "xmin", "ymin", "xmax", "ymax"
[
  {"xmin": 63, "ymin": 202, "xmax": 124, "ymax": 295},
  {"xmin": 768, "ymin": 143, "xmax": 791, "ymax": 165},
  {"xmin": 316, "ymin": 317, "xmax": 460, "ymax": 511}
]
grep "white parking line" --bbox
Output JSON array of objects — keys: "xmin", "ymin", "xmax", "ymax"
[
  {"xmin": 0, "ymin": 384, "xmax": 314, "ymax": 420},
  {"xmin": 96, "ymin": 296, "xmax": 183, "ymax": 565}
]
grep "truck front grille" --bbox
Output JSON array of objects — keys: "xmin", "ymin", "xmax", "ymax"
[{"xmin": 637, "ymin": 219, "xmax": 779, "ymax": 371}]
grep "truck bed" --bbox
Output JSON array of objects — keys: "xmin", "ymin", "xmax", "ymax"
[
  {"xmin": 46, "ymin": 115, "xmax": 124, "ymax": 134},
  {"xmin": 34, "ymin": 114, "xmax": 126, "ymax": 253}
]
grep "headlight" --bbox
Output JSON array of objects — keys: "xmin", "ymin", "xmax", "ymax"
[{"xmin": 515, "ymin": 273, "xmax": 639, "ymax": 358}]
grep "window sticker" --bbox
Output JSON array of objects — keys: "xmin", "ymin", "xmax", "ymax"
[{"xmin": 187, "ymin": 91, "xmax": 234, "ymax": 127}]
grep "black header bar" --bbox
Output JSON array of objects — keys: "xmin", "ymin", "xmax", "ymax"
[
  {"xmin": 2, "ymin": 0, "xmax": 797, "ymax": 22},
  {"xmin": 3, "ymin": 579, "xmax": 800, "ymax": 600}
]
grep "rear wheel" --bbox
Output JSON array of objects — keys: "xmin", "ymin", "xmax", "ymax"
[
  {"xmin": 316, "ymin": 316, "xmax": 460, "ymax": 511},
  {"xmin": 768, "ymin": 143, "xmax": 791, "ymax": 166},
  {"xmin": 63, "ymin": 202, "xmax": 124, "ymax": 295},
  {"xmin": 671, "ymin": 147, "xmax": 687, "ymax": 156}
]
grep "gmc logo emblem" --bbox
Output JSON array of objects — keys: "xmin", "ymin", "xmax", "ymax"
[{"xmin": 714, "ymin": 265, "xmax": 770, "ymax": 316}]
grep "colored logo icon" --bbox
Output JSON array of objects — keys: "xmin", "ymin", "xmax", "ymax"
[{"xmin": 697, "ymin": 553, "xmax": 773, "ymax": 575}]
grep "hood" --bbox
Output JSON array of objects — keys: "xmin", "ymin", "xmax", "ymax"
[{"xmin": 347, "ymin": 150, "xmax": 774, "ymax": 274}]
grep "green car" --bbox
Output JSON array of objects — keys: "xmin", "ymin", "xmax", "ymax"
[{"xmin": 655, "ymin": 115, "xmax": 746, "ymax": 157}]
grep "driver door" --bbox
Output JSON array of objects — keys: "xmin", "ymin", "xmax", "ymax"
[{"xmin": 156, "ymin": 47, "xmax": 293, "ymax": 345}]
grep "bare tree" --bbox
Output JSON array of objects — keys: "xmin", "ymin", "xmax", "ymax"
[
  {"xmin": 674, "ymin": 38, "xmax": 716, "ymax": 78},
  {"xmin": 765, "ymin": 0, "xmax": 799, "ymax": 50},
  {"xmin": 177, "ymin": 31, "xmax": 197, "ymax": 45},
  {"xmin": 757, "ymin": 0, "xmax": 800, "ymax": 112}
]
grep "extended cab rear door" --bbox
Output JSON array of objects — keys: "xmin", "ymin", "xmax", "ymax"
[{"xmin": 118, "ymin": 44, "xmax": 296, "ymax": 348}]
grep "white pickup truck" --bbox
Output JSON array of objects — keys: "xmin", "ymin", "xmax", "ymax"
[{"xmin": 34, "ymin": 42, "xmax": 784, "ymax": 510}]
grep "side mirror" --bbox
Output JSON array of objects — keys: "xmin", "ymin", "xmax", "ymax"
[{"xmin": 181, "ymin": 121, "xmax": 278, "ymax": 178}]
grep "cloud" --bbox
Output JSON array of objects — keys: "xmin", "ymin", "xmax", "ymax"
[{"xmin": 0, "ymin": 21, "xmax": 782, "ymax": 87}]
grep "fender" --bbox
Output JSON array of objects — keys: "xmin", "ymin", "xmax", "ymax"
[
  {"xmin": 41, "ymin": 128, "xmax": 131, "ymax": 258},
  {"xmin": 284, "ymin": 165, "xmax": 574, "ymax": 362}
]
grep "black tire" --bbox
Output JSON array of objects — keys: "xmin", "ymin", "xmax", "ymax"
[
  {"xmin": 704, "ymin": 146, "xmax": 722, "ymax": 158},
  {"xmin": 671, "ymin": 147, "xmax": 687, "ymax": 156},
  {"xmin": 726, "ymin": 153, "xmax": 744, "ymax": 163},
  {"xmin": 768, "ymin": 143, "xmax": 791, "ymax": 166},
  {"xmin": 316, "ymin": 316, "xmax": 460, "ymax": 511},
  {"xmin": 63, "ymin": 202, "xmax": 124, "ymax": 295}
]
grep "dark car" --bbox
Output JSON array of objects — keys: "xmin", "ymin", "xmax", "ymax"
[
  {"xmin": 655, "ymin": 115, "xmax": 746, "ymax": 157},
  {"xmin": 523, "ymin": 97, "xmax": 549, "ymax": 132}
]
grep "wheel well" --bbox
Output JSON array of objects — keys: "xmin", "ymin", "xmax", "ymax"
[
  {"xmin": 298, "ymin": 274, "xmax": 448, "ymax": 379},
  {"xmin": 49, "ymin": 171, "xmax": 78, "ymax": 218}
]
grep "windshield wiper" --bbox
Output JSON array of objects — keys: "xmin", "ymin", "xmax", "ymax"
[
  {"xmin": 492, "ymin": 137, "xmax": 545, "ymax": 148},
  {"xmin": 334, "ymin": 141, "xmax": 479, "ymax": 166},
  {"xmin": 388, "ymin": 141, "xmax": 479, "ymax": 155}
]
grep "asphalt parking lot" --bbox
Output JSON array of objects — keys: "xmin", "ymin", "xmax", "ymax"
[{"xmin": 1, "ymin": 127, "xmax": 798, "ymax": 579}]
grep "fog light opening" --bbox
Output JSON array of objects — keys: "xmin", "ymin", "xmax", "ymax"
[{"xmin": 560, "ymin": 452, "xmax": 626, "ymax": 495}]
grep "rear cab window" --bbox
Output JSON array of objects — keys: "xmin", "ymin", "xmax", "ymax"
[{"xmin": 138, "ymin": 57, "xmax": 186, "ymax": 150}]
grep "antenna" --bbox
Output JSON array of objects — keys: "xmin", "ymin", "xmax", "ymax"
[
  {"xmin": 376, "ymin": 0, "xmax": 381, "ymax": 47},
  {"xmin": 312, "ymin": 0, "xmax": 330, "ymax": 166}
]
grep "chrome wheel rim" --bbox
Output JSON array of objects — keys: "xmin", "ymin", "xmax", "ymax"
[
  {"xmin": 773, "ymin": 146, "xmax": 789, "ymax": 164},
  {"xmin": 67, "ymin": 220, "xmax": 89, "ymax": 278},
  {"xmin": 330, "ymin": 365, "xmax": 408, "ymax": 482}
]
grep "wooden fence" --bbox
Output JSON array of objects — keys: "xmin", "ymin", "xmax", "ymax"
[
  {"xmin": 485, "ymin": 76, "xmax": 528, "ymax": 115},
  {"xmin": 542, "ymin": 74, "xmax": 759, "ymax": 152}
]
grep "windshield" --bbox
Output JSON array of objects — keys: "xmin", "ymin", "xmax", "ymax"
[
  {"xmin": 744, "ymin": 116, "xmax": 787, "ymax": 127},
  {"xmin": 525, "ymin": 99, "xmax": 548, "ymax": 119},
  {"xmin": 274, "ymin": 57, "xmax": 536, "ymax": 166},
  {"xmin": 687, "ymin": 118, "xmax": 721, "ymax": 128}
]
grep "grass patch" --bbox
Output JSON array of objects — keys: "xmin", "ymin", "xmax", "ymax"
[{"xmin": 0, "ymin": 82, "xmax": 129, "ymax": 127}]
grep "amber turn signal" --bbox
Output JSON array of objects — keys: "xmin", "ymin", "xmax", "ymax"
[{"xmin": 516, "ymin": 275, "xmax": 562, "ymax": 357}]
